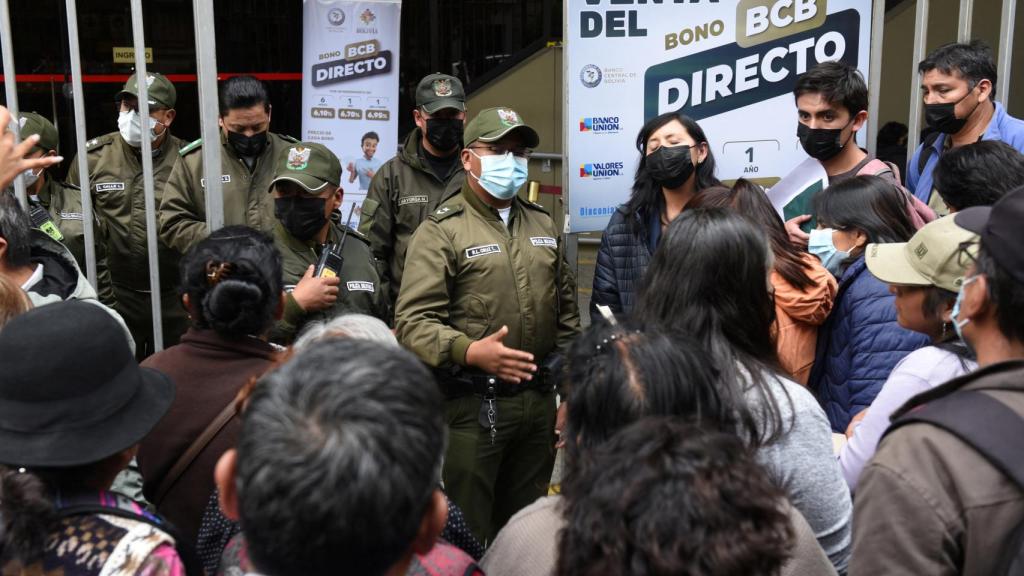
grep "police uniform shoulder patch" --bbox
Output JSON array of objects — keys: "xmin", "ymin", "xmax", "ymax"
[
  {"xmin": 85, "ymin": 134, "xmax": 115, "ymax": 152},
  {"xmin": 276, "ymin": 133, "xmax": 300, "ymax": 144},
  {"xmin": 428, "ymin": 203, "xmax": 463, "ymax": 223},
  {"xmin": 179, "ymin": 138, "xmax": 203, "ymax": 156}
]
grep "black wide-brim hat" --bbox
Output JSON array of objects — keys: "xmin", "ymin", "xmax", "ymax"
[{"xmin": 0, "ymin": 301, "xmax": 174, "ymax": 468}]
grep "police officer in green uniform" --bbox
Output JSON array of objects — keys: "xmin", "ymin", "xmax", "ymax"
[
  {"xmin": 159, "ymin": 75, "xmax": 298, "ymax": 255},
  {"xmin": 396, "ymin": 107, "xmax": 581, "ymax": 542},
  {"xmin": 268, "ymin": 141, "xmax": 385, "ymax": 344},
  {"xmin": 16, "ymin": 112, "xmax": 114, "ymax": 304},
  {"xmin": 359, "ymin": 73, "xmax": 467, "ymax": 318},
  {"xmin": 66, "ymin": 72, "xmax": 186, "ymax": 359}
]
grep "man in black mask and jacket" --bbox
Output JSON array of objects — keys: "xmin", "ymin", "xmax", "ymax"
[
  {"xmin": 160, "ymin": 75, "xmax": 299, "ymax": 255},
  {"xmin": 358, "ymin": 73, "xmax": 466, "ymax": 321},
  {"xmin": 268, "ymin": 141, "xmax": 385, "ymax": 344}
]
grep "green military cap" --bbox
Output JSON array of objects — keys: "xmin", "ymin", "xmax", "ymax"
[
  {"xmin": 415, "ymin": 73, "xmax": 466, "ymax": 114},
  {"xmin": 463, "ymin": 106, "xmax": 540, "ymax": 148},
  {"xmin": 268, "ymin": 141, "xmax": 342, "ymax": 194},
  {"xmin": 117, "ymin": 72, "xmax": 176, "ymax": 109},
  {"xmin": 18, "ymin": 112, "xmax": 59, "ymax": 153}
]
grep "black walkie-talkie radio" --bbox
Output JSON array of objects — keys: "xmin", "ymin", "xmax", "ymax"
[{"xmin": 313, "ymin": 202, "xmax": 358, "ymax": 279}]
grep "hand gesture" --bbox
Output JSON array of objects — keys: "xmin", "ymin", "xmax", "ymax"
[
  {"xmin": 465, "ymin": 325, "xmax": 537, "ymax": 384},
  {"xmin": 292, "ymin": 264, "xmax": 340, "ymax": 312},
  {"xmin": 0, "ymin": 107, "xmax": 62, "ymax": 190},
  {"xmin": 785, "ymin": 214, "xmax": 812, "ymax": 247}
]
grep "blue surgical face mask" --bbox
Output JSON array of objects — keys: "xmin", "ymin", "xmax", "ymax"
[
  {"xmin": 951, "ymin": 274, "xmax": 979, "ymax": 344},
  {"xmin": 470, "ymin": 150, "xmax": 528, "ymax": 200},
  {"xmin": 808, "ymin": 228, "xmax": 850, "ymax": 276}
]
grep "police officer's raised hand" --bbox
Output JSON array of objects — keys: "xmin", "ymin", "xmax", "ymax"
[
  {"xmin": 466, "ymin": 325, "xmax": 537, "ymax": 384},
  {"xmin": 292, "ymin": 264, "xmax": 340, "ymax": 312}
]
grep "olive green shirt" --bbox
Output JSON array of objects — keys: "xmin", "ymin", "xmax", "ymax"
[
  {"xmin": 32, "ymin": 177, "xmax": 114, "ymax": 304},
  {"xmin": 272, "ymin": 220, "xmax": 386, "ymax": 343},
  {"xmin": 395, "ymin": 183, "xmax": 580, "ymax": 369},
  {"xmin": 159, "ymin": 131, "xmax": 298, "ymax": 255},
  {"xmin": 65, "ymin": 131, "xmax": 184, "ymax": 292},
  {"xmin": 358, "ymin": 128, "xmax": 464, "ymax": 310}
]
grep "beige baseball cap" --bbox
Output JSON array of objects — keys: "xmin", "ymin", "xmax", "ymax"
[{"xmin": 865, "ymin": 214, "xmax": 979, "ymax": 293}]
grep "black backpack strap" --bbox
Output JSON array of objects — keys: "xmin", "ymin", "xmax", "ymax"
[
  {"xmin": 890, "ymin": 390, "xmax": 1024, "ymax": 489},
  {"xmin": 917, "ymin": 131, "xmax": 943, "ymax": 176},
  {"xmin": 57, "ymin": 505, "xmax": 204, "ymax": 576}
]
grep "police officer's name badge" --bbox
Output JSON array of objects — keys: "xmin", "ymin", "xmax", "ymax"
[
  {"xmin": 466, "ymin": 244, "xmax": 501, "ymax": 259},
  {"xmin": 287, "ymin": 146, "xmax": 311, "ymax": 170},
  {"xmin": 530, "ymin": 236, "xmax": 557, "ymax": 248}
]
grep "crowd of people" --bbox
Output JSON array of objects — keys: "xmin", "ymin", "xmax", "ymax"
[{"xmin": 1, "ymin": 38, "xmax": 1023, "ymax": 576}]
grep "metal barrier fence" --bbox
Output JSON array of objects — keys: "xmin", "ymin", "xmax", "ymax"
[
  {"xmin": 0, "ymin": 0, "xmax": 1018, "ymax": 352},
  {"xmin": 0, "ymin": 0, "xmax": 226, "ymax": 353}
]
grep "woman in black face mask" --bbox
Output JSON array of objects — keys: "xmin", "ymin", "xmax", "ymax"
[{"xmin": 590, "ymin": 112, "xmax": 723, "ymax": 325}]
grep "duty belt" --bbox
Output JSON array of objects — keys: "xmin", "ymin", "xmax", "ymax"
[{"xmin": 433, "ymin": 367, "xmax": 556, "ymax": 399}]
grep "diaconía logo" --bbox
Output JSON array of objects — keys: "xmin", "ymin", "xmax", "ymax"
[
  {"xmin": 579, "ymin": 64, "xmax": 602, "ymax": 88},
  {"xmin": 327, "ymin": 8, "xmax": 345, "ymax": 26},
  {"xmin": 579, "ymin": 116, "xmax": 621, "ymax": 133},
  {"xmin": 580, "ymin": 161, "xmax": 624, "ymax": 179}
]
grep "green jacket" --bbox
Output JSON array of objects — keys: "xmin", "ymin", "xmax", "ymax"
[
  {"xmin": 66, "ymin": 131, "xmax": 184, "ymax": 292},
  {"xmin": 358, "ymin": 128, "xmax": 464, "ymax": 310},
  {"xmin": 395, "ymin": 183, "xmax": 581, "ymax": 369},
  {"xmin": 272, "ymin": 220, "xmax": 386, "ymax": 343},
  {"xmin": 32, "ymin": 177, "xmax": 114, "ymax": 304},
  {"xmin": 159, "ymin": 131, "xmax": 298, "ymax": 255}
]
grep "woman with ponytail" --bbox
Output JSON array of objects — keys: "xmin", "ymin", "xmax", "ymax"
[{"xmin": 137, "ymin": 226, "xmax": 286, "ymax": 544}]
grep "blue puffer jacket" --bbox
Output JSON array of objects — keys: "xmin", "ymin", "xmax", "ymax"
[
  {"xmin": 590, "ymin": 207, "xmax": 651, "ymax": 325},
  {"xmin": 809, "ymin": 256, "xmax": 929, "ymax": 432}
]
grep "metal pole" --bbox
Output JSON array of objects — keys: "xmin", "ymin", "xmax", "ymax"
[
  {"xmin": 65, "ymin": 0, "xmax": 98, "ymax": 287},
  {"xmin": 958, "ymin": 0, "xmax": 973, "ymax": 42},
  {"xmin": 997, "ymin": 0, "xmax": 1016, "ymax": 106},
  {"xmin": 193, "ymin": 0, "xmax": 224, "ymax": 232},
  {"xmin": 0, "ymin": 0, "xmax": 28, "ymax": 208},
  {"xmin": 866, "ymin": 0, "xmax": 885, "ymax": 157},
  {"xmin": 129, "ymin": 0, "xmax": 164, "ymax": 352},
  {"xmin": 907, "ymin": 0, "xmax": 930, "ymax": 158}
]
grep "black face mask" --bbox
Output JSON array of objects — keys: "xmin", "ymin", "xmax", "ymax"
[
  {"xmin": 227, "ymin": 130, "xmax": 269, "ymax": 157},
  {"xmin": 925, "ymin": 89, "xmax": 981, "ymax": 135},
  {"xmin": 646, "ymin": 144, "xmax": 695, "ymax": 189},
  {"xmin": 797, "ymin": 121, "xmax": 853, "ymax": 161},
  {"xmin": 274, "ymin": 196, "xmax": 327, "ymax": 241},
  {"xmin": 424, "ymin": 118, "xmax": 463, "ymax": 152}
]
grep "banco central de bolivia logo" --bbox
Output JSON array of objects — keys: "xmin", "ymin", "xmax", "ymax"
[
  {"xmin": 579, "ymin": 116, "xmax": 621, "ymax": 134},
  {"xmin": 580, "ymin": 161, "xmax": 624, "ymax": 179}
]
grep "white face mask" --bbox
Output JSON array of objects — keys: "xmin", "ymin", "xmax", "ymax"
[
  {"xmin": 117, "ymin": 110, "xmax": 163, "ymax": 147},
  {"xmin": 17, "ymin": 167, "xmax": 40, "ymax": 189}
]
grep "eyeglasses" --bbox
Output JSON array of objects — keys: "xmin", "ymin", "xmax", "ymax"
[
  {"xmin": 956, "ymin": 239, "xmax": 979, "ymax": 268},
  {"xmin": 469, "ymin": 145, "xmax": 532, "ymax": 159}
]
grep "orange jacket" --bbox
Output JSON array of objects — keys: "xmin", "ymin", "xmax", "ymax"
[{"xmin": 772, "ymin": 254, "xmax": 837, "ymax": 385}]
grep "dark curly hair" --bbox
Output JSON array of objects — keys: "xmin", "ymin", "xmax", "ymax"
[
  {"xmin": 557, "ymin": 417, "xmax": 794, "ymax": 576},
  {"xmin": 179, "ymin": 226, "xmax": 283, "ymax": 338}
]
